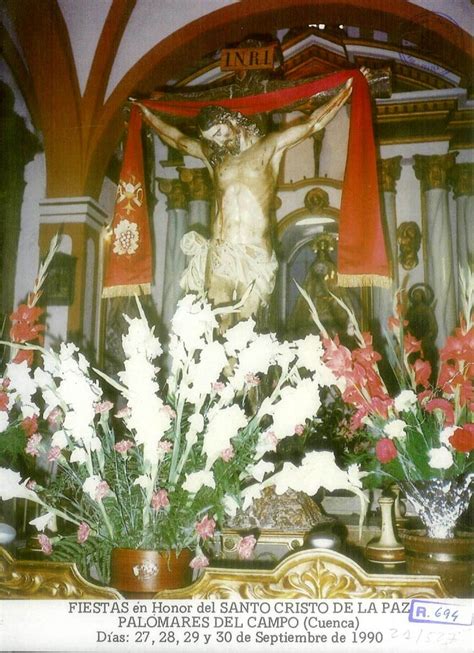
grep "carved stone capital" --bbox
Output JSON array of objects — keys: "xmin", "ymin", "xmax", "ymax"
[
  {"xmin": 450, "ymin": 162, "xmax": 474, "ymax": 198},
  {"xmin": 179, "ymin": 168, "xmax": 212, "ymax": 202},
  {"xmin": 157, "ymin": 178, "xmax": 188, "ymax": 210},
  {"xmin": 378, "ymin": 156, "xmax": 402, "ymax": 193},
  {"xmin": 413, "ymin": 153, "xmax": 457, "ymax": 192}
]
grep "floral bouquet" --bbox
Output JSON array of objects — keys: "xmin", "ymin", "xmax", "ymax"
[
  {"xmin": 311, "ymin": 271, "xmax": 474, "ymax": 539},
  {"xmin": 0, "ymin": 287, "xmax": 367, "ymax": 584}
]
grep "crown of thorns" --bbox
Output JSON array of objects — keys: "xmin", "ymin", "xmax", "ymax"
[{"xmin": 196, "ymin": 105, "xmax": 263, "ymax": 138}]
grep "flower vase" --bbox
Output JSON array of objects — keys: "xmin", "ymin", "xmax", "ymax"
[
  {"xmin": 110, "ymin": 548, "xmax": 193, "ymax": 599},
  {"xmin": 400, "ymin": 474, "xmax": 473, "ymax": 539},
  {"xmin": 365, "ymin": 496, "xmax": 405, "ymax": 566},
  {"xmin": 399, "ymin": 474, "xmax": 473, "ymax": 596}
]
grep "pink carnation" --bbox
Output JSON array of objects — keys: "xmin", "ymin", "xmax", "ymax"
[
  {"xmin": 237, "ymin": 534, "xmax": 257, "ymax": 560},
  {"xmin": 189, "ymin": 555, "xmax": 209, "ymax": 569},
  {"xmin": 95, "ymin": 481, "xmax": 110, "ymax": 501},
  {"xmin": 151, "ymin": 489, "xmax": 169, "ymax": 510},
  {"xmin": 195, "ymin": 515, "xmax": 216, "ymax": 540},
  {"xmin": 47, "ymin": 446, "xmax": 61, "ymax": 462},
  {"xmin": 77, "ymin": 522, "xmax": 90, "ymax": 544},
  {"xmin": 95, "ymin": 400, "xmax": 114, "ymax": 414},
  {"xmin": 221, "ymin": 447, "xmax": 235, "ymax": 462},
  {"xmin": 38, "ymin": 533, "xmax": 52, "ymax": 555},
  {"xmin": 245, "ymin": 373, "xmax": 261, "ymax": 386},
  {"xmin": 115, "ymin": 406, "xmax": 131, "ymax": 419},
  {"xmin": 114, "ymin": 439, "xmax": 134, "ymax": 454},
  {"xmin": 47, "ymin": 407, "xmax": 64, "ymax": 427},
  {"xmin": 25, "ymin": 433, "xmax": 42, "ymax": 457},
  {"xmin": 21, "ymin": 415, "xmax": 38, "ymax": 437},
  {"xmin": 212, "ymin": 382, "xmax": 225, "ymax": 392},
  {"xmin": 161, "ymin": 405, "xmax": 176, "ymax": 418},
  {"xmin": 294, "ymin": 424, "xmax": 305, "ymax": 436},
  {"xmin": 0, "ymin": 392, "xmax": 8, "ymax": 411},
  {"xmin": 157, "ymin": 440, "xmax": 173, "ymax": 453}
]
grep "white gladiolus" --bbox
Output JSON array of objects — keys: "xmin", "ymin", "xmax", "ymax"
[
  {"xmin": 241, "ymin": 484, "xmax": 262, "ymax": 511},
  {"xmin": 222, "ymin": 495, "xmax": 240, "ymax": 518},
  {"xmin": 394, "ymin": 390, "xmax": 418, "ymax": 413},
  {"xmin": 428, "ymin": 446, "xmax": 454, "ymax": 470},
  {"xmin": 51, "ymin": 430, "xmax": 68, "ymax": 449},
  {"xmin": 82, "ymin": 475, "xmax": 104, "ymax": 501},
  {"xmin": 133, "ymin": 475, "xmax": 151, "ymax": 490},
  {"xmin": 246, "ymin": 460, "xmax": 275, "ymax": 482},
  {"xmin": 0, "ymin": 468, "xmax": 40, "ymax": 502},
  {"xmin": 186, "ymin": 341, "xmax": 228, "ymax": 405},
  {"xmin": 171, "ymin": 296, "xmax": 218, "ymax": 352},
  {"xmin": 0, "ymin": 412, "xmax": 9, "ymax": 433},
  {"xmin": 182, "ymin": 470, "xmax": 215, "ymax": 494},
  {"xmin": 5, "ymin": 361, "xmax": 37, "ymax": 404},
  {"xmin": 202, "ymin": 405, "xmax": 248, "ymax": 470},
  {"xmin": 70, "ymin": 448, "xmax": 88, "ymax": 464},
  {"xmin": 224, "ymin": 318, "xmax": 257, "ymax": 355},
  {"xmin": 29, "ymin": 511, "xmax": 55, "ymax": 532},
  {"xmin": 294, "ymin": 335, "xmax": 324, "ymax": 372},
  {"xmin": 268, "ymin": 378, "xmax": 321, "ymax": 439},
  {"xmin": 384, "ymin": 419, "xmax": 408, "ymax": 439},
  {"xmin": 122, "ymin": 316, "xmax": 162, "ymax": 360}
]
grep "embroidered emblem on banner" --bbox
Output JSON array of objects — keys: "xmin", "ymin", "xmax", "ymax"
[{"xmin": 113, "ymin": 219, "xmax": 140, "ymax": 256}]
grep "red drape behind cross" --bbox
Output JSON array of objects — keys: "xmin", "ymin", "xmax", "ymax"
[{"xmin": 102, "ymin": 69, "xmax": 390, "ymax": 298}]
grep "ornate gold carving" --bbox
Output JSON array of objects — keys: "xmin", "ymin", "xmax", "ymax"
[
  {"xmin": 378, "ymin": 156, "xmax": 402, "ymax": 193},
  {"xmin": 179, "ymin": 168, "xmax": 212, "ymax": 201},
  {"xmin": 413, "ymin": 153, "xmax": 457, "ymax": 192},
  {"xmin": 450, "ymin": 163, "xmax": 474, "ymax": 198},
  {"xmin": 397, "ymin": 221, "xmax": 422, "ymax": 270},
  {"xmin": 157, "ymin": 178, "xmax": 188, "ymax": 210},
  {"xmin": 0, "ymin": 546, "xmax": 121, "ymax": 599},
  {"xmin": 156, "ymin": 549, "xmax": 450, "ymax": 600},
  {"xmin": 304, "ymin": 187, "xmax": 330, "ymax": 212},
  {"xmin": 227, "ymin": 487, "xmax": 330, "ymax": 530}
]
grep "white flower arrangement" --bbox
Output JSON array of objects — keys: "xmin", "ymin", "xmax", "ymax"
[{"xmin": 0, "ymin": 294, "xmax": 366, "ymax": 583}]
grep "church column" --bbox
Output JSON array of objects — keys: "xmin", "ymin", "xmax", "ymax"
[
  {"xmin": 450, "ymin": 163, "xmax": 474, "ymax": 276},
  {"xmin": 373, "ymin": 156, "xmax": 402, "ymax": 332},
  {"xmin": 158, "ymin": 179, "xmax": 189, "ymax": 326},
  {"xmin": 179, "ymin": 168, "xmax": 212, "ymax": 234},
  {"xmin": 38, "ymin": 197, "xmax": 108, "ymax": 352},
  {"xmin": 413, "ymin": 153, "xmax": 457, "ymax": 347}
]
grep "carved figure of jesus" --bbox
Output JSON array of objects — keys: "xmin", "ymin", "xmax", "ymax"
[{"xmin": 136, "ymin": 80, "xmax": 352, "ymax": 323}]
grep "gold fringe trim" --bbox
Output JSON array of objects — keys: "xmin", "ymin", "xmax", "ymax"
[
  {"xmin": 102, "ymin": 283, "xmax": 151, "ymax": 298},
  {"xmin": 337, "ymin": 273, "xmax": 392, "ymax": 289}
]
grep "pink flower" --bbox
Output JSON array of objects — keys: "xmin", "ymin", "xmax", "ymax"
[
  {"xmin": 26, "ymin": 479, "xmax": 37, "ymax": 490},
  {"xmin": 375, "ymin": 438, "xmax": 398, "ymax": 464},
  {"xmin": 25, "ymin": 433, "xmax": 42, "ymax": 456},
  {"xmin": 412, "ymin": 359, "xmax": 431, "ymax": 388},
  {"xmin": 12, "ymin": 349, "xmax": 34, "ymax": 366},
  {"xmin": 114, "ymin": 439, "xmax": 134, "ymax": 454},
  {"xmin": 425, "ymin": 398, "xmax": 455, "ymax": 426},
  {"xmin": 77, "ymin": 522, "xmax": 90, "ymax": 544},
  {"xmin": 161, "ymin": 405, "xmax": 176, "ymax": 418},
  {"xmin": 47, "ymin": 446, "xmax": 61, "ymax": 462},
  {"xmin": 38, "ymin": 533, "xmax": 52, "ymax": 555},
  {"xmin": 95, "ymin": 481, "xmax": 110, "ymax": 501},
  {"xmin": 47, "ymin": 407, "xmax": 64, "ymax": 427},
  {"xmin": 21, "ymin": 415, "xmax": 38, "ymax": 437},
  {"xmin": 95, "ymin": 400, "xmax": 114, "ymax": 414},
  {"xmin": 212, "ymin": 382, "xmax": 225, "ymax": 392},
  {"xmin": 158, "ymin": 440, "xmax": 173, "ymax": 453},
  {"xmin": 237, "ymin": 534, "xmax": 257, "ymax": 560},
  {"xmin": 195, "ymin": 515, "xmax": 216, "ymax": 540},
  {"xmin": 151, "ymin": 489, "xmax": 169, "ymax": 510},
  {"xmin": 115, "ymin": 406, "xmax": 131, "ymax": 419},
  {"xmin": 449, "ymin": 424, "xmax": 474, "ymax": 453},
  {"xmin": 189, "ymin": 555, "xmax": 209, "ymax": 569},
  {"xmin": 221, "ymin": 447, "xmax": 235, "ymax": 462},
  {"xmin": 404, "ymin": 334, "xmax": 421, "ymax": 355},
  {"xmin": 244, "ymin": 373, "xmax": 261, "ymax": 386},
  {"xmin": 294, "ymin": 424, "xmax": 305, "ymax": 436},
  {"xmin": 266, "ymin": 431, "xmax": 278, "ymax": 449}
]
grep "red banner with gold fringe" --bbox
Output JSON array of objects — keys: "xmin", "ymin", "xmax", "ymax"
[{"xmin": 102, "ymin": 105, "xmax": 152, "ymax": 298}]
